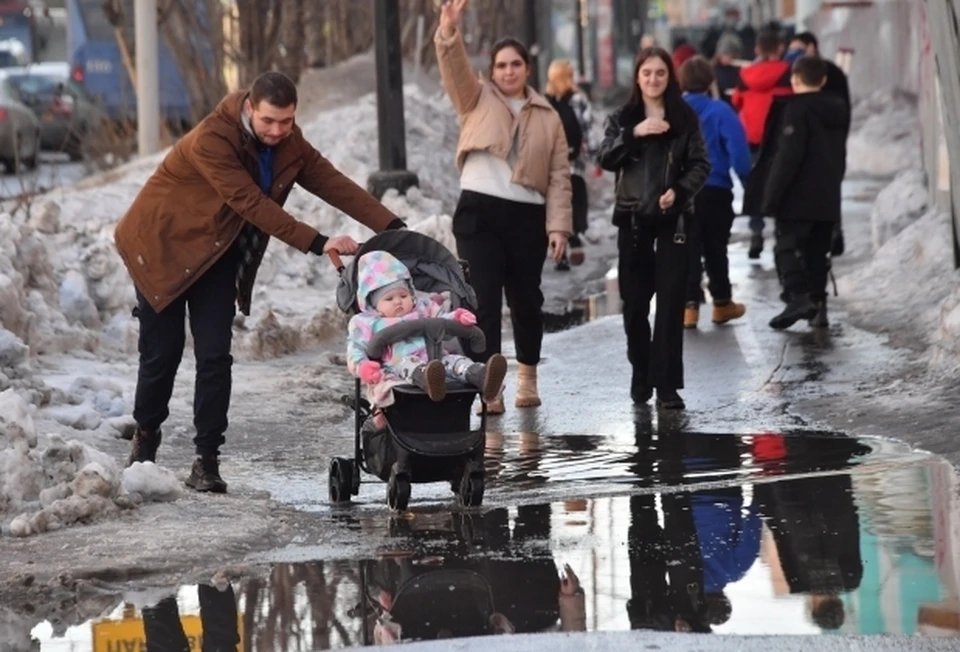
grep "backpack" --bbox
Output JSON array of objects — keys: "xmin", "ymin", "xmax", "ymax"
[{"xmin": 548, "ymin": 92, "xmax": 584, "ymax": 161}]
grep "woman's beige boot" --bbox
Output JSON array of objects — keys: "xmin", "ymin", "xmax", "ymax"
[
  {"xmin": 476, "ymin": 389, "xmax": 505, "ymax": 415},
  {"xmin": 515, "ymin": 363, "xmax": 542, "ymax": 408}
]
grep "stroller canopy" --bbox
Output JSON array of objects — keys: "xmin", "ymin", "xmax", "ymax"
[{"xmin": 336, "ymin": 230, "xmax": 477, "ymax": 315}]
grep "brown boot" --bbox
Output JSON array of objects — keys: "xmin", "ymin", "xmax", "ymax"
[
  {"xmin": 515, "ymin": 363, "xmax": 541, "ymax": 408},
  {"xmin": 683, "ymin": 303, "xmax": 699, "ymax": 329},
  {"xmin": 466, "ymin": 354, "xmax": 508, "ymax": 403},
  {"xmin": 712, "ymin": 300, "xmax": 747, "ymax": 324},
  {"xmin": 127, "ymin": 427, "xmax": 161, "ymax": 467},
  {"xmin": 476, "ymin": 389, "xmax": 505, "ymax": 415},
  {"xmin": 411, "ymin": 360, "xmax": 447, "ymax": 402}
]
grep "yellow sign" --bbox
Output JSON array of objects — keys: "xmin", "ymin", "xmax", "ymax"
[{"xmin": 92, "ymin": 613, "xmax": 243, "ymax": 652}]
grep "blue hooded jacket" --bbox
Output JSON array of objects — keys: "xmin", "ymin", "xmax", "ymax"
[{"xmin": 684, "ymin": 92, "xmax": 753, "ymax": 190}]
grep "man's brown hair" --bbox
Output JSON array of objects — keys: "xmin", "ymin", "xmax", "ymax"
[
  {"xmin": 679, "ymin": 56, "xmax": 715, "ymax": 94},
  {"xmin": 250, "ymin": 71, "xmax": 298, "ymax": 108}
]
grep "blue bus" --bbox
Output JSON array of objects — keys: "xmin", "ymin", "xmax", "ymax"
[
  {"xmin": 0, "ymin": 0, "xmax": 39, "ymax": 62},
  {"xmin": 66, "ymin": 0, "xmax": 214, "ymax": 128}
]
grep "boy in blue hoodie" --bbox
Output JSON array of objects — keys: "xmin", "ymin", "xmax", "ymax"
[{"xmin": 679, "ymin": 56, "xmax": 753, "ymax": 329}]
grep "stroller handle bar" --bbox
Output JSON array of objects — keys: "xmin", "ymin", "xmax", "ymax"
[
  {"xmin": 366, "ymin": 318, "xmax": 486, "ymax": 361},
  {"xmin": 327, "ymin": 242, "xmax": 366, "ymax": 275}
]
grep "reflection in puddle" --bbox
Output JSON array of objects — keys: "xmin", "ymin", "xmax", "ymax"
[{"xmin": 25, "ymin": 432, "xmax": 960, "ymax": 648}]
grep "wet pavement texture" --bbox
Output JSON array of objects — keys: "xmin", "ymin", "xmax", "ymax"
[{"xmin": 28, "ymin": 430, "xmax": 960, "ymax": 648}]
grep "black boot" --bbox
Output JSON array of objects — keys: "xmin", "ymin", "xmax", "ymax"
[
  {"xmin": 631, "ymin": 368, "xmax": 652, "ymax": 404},
  {"xmin": 127, "ymin": 427, "xmax": 161, "ymax": 467},
  {"xmin": 809, "ymin": 298, "xmax": 829, "ymax": 328},
  {"xmin": 186, "ymin": 454, "xmax": 227, "ymax": 493},
  {"xmin": 466, "ymin": 354, "xmax": 508, "ymax": 403},
  {"xmin": 411, "ymin": 360, "xmax": 447, "ymax": 401},
  {"xmin": 555, "ymin": 254, "xmax": 571, "ymax": 271},
  {"xmin": 656, "ymin": 388, "xmax": 686, "ymax": 410},
  {"xmin": 769, "ymin": 294, "xmax": 819, "ymax": 330},
  {"xmin": 748, "ymin": 234, "xmax": 763, "ymax": 259}
]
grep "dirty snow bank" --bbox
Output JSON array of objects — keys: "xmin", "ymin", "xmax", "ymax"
[
  {"xmin": 846, "ymin": 90, "xmax": 920, "ymax": 178},
  {"xmin": 0, "ymin": 389, "xmax": 181, "ymax": 537}
]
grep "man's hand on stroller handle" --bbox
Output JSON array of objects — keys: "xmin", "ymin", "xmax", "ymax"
[
  {"xmin": 451, "ymin": 308, "xmax": 476, "ymax": 326},
  {"xmin": 358, "ymin": 360, "xmax": 383, "ymax": 384},
  {"xmin": 323, "ymin": 235, "xmax": 359, "ymax": 256}
]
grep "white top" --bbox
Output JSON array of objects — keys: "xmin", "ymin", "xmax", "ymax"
[{"xmin": 459, "ymin": 96, "xmax": 546, "ymax": 205}]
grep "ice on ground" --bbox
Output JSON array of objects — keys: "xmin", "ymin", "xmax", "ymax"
[{"xmin": 122, "ymin": 462, "xmax": 182, "ymax": 503}]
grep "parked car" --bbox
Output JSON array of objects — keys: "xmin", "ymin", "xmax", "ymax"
[
  {"xmin": 0, "ymin": 61, "xmax": 105, "ymax": 159},
  {"xmin": 0, "ymin": 76, "xmax": 39, "ymax": 173}
]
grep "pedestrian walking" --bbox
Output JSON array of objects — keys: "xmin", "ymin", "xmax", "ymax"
[
  {"xmin": 598, "ymin": 47, "xmax": 710, "ymax": 410},
  {"xmin": 434, "ymin": 0, "xmax": 573, "ymax": 414},
  {"xmin": 545, "ymin": 59, "xmax": 598, "ymax": 271},
  {"xmin": 743, "ymin": 56, "xmax": 849, "ymax": 330},
  {"xmin": 114, "ymin": 71, "xmax": 405, "ymax": 492},
  {"xmin": 678, "ymin": 56, "xmax": 751, "ymax": 329}
]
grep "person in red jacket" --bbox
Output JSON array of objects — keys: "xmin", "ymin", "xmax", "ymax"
[{"xmin": 732, "ymin": 28, "xmax": 792, "ymax": 259}]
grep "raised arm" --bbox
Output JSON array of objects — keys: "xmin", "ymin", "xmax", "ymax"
[{"xmin": 433, "ymin": 0, "xmax": 482, "ymax": 116}]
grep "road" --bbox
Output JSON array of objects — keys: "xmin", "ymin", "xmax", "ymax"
[
  {"xmin": 0, "ymin": 153, "xmax": 87, "ymax": 199},
  {"xmin": 4, "ymin": 177, "xmax": 960, "ymax": 649}
]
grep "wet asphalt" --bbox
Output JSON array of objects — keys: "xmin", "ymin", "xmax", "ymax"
[{"xmin": 24, "ymin": 178, "xmax": 960, "ymax": 648}]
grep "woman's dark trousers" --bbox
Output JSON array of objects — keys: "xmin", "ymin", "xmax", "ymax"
[
  {"xmin": 618, "ymin": 214, "xmax": 689, "ymax": 390},
  {"xmin": 453, "ymin": 190, "xmax": 549, "ymax": 365}
]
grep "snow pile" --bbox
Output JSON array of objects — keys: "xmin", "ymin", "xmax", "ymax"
[
  {"xmin": 846, "ymin": 90, "xmax": 920, "ymax": 178},
  {"xmin": 837, "ymin": 206, "xmax": 954, "ymax": 345},
  {"xmin": 0, "ymin": 389, "xmax": 181, "ymax": 538},
  {"xmin": 870, "ymin": 168, "xmax": 928, "ymax": 250}
]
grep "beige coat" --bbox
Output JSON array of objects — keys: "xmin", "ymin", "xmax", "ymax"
[{"xmin": 434, "ymin": 27, "xmax": 573, "ymax": 235}]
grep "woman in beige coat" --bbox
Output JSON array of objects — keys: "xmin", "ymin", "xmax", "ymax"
[{"xmin": 435, "ymin": 0, "xmax": 573, "ymax": 415}]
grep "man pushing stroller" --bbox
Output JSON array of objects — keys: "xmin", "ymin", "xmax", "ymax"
[{"xmin": 347, "ymin": 251, "xmax": 508, "ymax": 404}]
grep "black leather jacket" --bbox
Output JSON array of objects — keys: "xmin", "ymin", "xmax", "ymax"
[{"xmin": 597, "ymin": 106, "xmax": 711, "ymax": 221}]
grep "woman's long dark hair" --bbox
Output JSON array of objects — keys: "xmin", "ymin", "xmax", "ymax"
[{"xmin": 623, "ymin": 47, "xmax": 695, "ymax": 134}]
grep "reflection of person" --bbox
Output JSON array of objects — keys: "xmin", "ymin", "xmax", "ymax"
[
  {"xmin": 435, "ymin": 0, "xmax": 573, "ymax": 414},
  {"xmin": 626, "ymin": 493, "xmax": 711, "ymax": 633},
  {"xmin": 684, "ymin": 434, "xmax": 762, "ymax": 626},
  {"xmin": 117, "ymin": 71, "xmax": 405, "ymax": 493},
  {"xmin": 753, "ymin": 435, "xmax": 864, "ymax": 631},
  {"xmin": 345, "ymin": 250, "xmax": 507, "ymax": 404},
  {"xmin": 141, "ymin": 584, "xmax": 239, "ymax": 652}
]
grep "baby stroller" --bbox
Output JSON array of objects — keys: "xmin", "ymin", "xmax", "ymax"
[{"xmin": 328, "ymin": 230, "xmax": 490, "ymax": 511}]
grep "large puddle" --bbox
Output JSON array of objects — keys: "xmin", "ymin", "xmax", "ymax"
[{"xmin": 20, "ymin": 431, "xmax": 960, "ymax": 648}]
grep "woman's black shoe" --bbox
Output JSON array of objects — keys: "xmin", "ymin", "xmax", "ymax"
[
  {"xmin": 631, "ymin": 369, "xmax": 652, "ymax": 403},
  {"xmin": 656, "ymin": 389, "xmax": 686, "ymax": 410}
]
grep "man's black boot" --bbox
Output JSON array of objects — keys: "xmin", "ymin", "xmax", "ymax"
[
  {"xmin": 127, "ymin": 427, "xmax": 161, "ymax": 467},
  {"xmin": 809, "ymin": 298, "xmax": 829, "ymax": 328},
  {"xmin": 186, "ymin": 454, "xmax": 228, "ymax": 493},
  {"xmin": 748, "ymin": 234, "xmax": 763, "ymax": 259},
  {"xmin": 769, "ymin": 294, "xmax": 819, "ymax": 330}
]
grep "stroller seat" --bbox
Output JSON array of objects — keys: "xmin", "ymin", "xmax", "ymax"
[{"xmin": 329, "ymin": 230, "xmax": 490, "ymax": 512}]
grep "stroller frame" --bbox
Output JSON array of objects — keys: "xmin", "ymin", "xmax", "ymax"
[{"xmin": 327, "ymin": 231, "xmax": 490, "ymax": 511}]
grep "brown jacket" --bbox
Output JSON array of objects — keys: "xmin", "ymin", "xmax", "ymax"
[
  {"xmin": 434, "ymin": 27, "xmax": 572, "ymax": 235},
  {"xmin": 114, "ymin": 91, "xmax": 399, "ymax": 315}
]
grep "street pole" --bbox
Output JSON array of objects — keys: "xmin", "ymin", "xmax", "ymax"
[
  {"xmin": 523, "ymin": 0, "xmax": 539, "ymax": 90},
  {"xmin": 135, "ymin": 0, "xmax": 160, "ymax": 156},
  {"xmin": 367, "ymin": 0, "xmax": 419, "ymax": 199},
  {"xmin": 575, "ymin": 0, "xmax": 586, "ymax": 79}
]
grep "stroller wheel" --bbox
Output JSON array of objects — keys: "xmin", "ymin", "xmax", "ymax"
[
  {"xmin": 329, "ymin": 457, "xmax": 354, "ymax": 505},
  {"xmin": 387, "ymin": 473, "xmax": 411, "ymax": 511},
  {"xmin": 458, "ymin": 471, "xmax": 485, "ymax": 508}
]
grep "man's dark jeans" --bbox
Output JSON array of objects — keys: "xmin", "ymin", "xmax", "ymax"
[{"xmin": 132, "ymin": 246, "xmax": 239, "ymax": 456}]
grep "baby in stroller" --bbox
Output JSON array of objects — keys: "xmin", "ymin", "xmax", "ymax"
[{"xmin": 347, "ymin": 250, "xmax": 507, "ymax": 404}]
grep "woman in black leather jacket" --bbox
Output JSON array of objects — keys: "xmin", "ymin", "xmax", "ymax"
[{"xmin": 598, "ymin": 47, "xmax": 710, "ymax": 410}]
